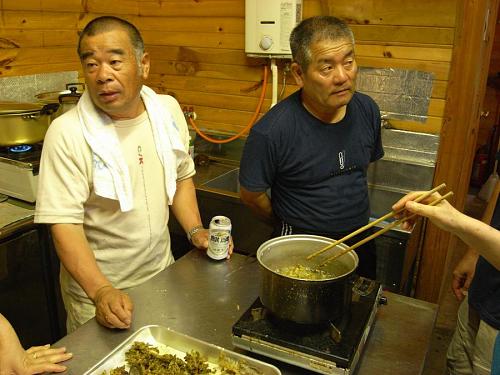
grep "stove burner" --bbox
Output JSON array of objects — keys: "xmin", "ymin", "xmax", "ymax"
[
  {"xmin": 0, "ymin": 143, "xmax": 43, "ymax": 175},
  {"xmin": 232, "ymin": 282, "xmax": 383, "ymax": 374},
  {"xmin": 8, "ymin": 145, "xmax": 33, "ymax": 153},
  {"xmin": 251, "ymin": 305, "xmax": 351, "ymax": 342}
]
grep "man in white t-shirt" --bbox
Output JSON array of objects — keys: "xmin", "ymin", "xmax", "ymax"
[{"xmin": 35, "ymin": 16, "xmax": 224, "ymax": 333}]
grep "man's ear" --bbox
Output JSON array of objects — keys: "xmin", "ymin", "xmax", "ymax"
[
  {"xmin": 141, "ymin": 52, "xmax": 151, "ymax": 79},
  {"xmin": 290, "ymin": 62, "xmax": 304, "ymax": 87}
]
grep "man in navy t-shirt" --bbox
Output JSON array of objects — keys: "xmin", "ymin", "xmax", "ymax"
[{"xmin": 239, "ymin": 16, "xmax": 383, "ymax": 279}]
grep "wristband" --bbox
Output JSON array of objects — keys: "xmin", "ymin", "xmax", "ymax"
[{"xmin": 187, "ymin": 225, "xmax": 204, "ymax": 243}]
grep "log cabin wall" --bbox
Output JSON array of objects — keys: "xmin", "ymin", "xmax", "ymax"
[
  {"xmin": 0, "ymin": 0, "xmax": 455, "ymax": 134},
  {"xmin": 1, "ymin": 0, "xmax": 495, "ymax": 303}
]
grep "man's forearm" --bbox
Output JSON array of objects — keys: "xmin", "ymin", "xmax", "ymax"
[
  {"xmin": 171, "ymin": 177, "xmax": 203, "ymax": 233},
  {"xmin": 50, "ymin": 223, "xmax": 111, "ymax": 301}
]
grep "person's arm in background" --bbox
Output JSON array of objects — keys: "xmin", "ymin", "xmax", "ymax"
[
  {"xmin": 170, "ymin": 177, "xmax": 233, "ymax": 256},
  {"xmin": 240, "ymin": 187, "xmax": 277, "ymax": 225},
  {"xmin": 392, "ymin": 181, "xmax": 500, "ymax": 271},
  {"xmin": 0, "ymin": 313, "xmax": 72, "ymax": 374},
  {"xmin": 450, "ymin": 248, "xmax": 479, "ymax": 301},
  {"xmin": 450, "ymin": 181, "xmax": 500, "ymax": 299},
  {"xmin": 50, "ymin": 224, "xmax": 133, "ymax": 329}
]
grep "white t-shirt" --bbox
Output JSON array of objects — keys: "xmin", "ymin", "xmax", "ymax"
[{"xmin": 35, "ymin": 95, "xmax": 195, "ymax": 299}]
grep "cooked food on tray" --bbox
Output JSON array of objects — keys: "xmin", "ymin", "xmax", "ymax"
[{"xmin": 103, "ymin": 341, "xmax": 263, "ymax": 375}]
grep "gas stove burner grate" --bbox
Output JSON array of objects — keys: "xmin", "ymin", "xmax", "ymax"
[
  {"xmin": 8, "ymin": 145, "xmax": 33, "ymax": 153},
  {"xmin": 0, "ymin": 143, "xmax": 43, "ymax": 166}
]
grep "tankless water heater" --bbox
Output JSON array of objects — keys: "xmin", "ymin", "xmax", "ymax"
[{"xmin": 245, "ymin": 0, "xmax": 302, "ymax": 58}]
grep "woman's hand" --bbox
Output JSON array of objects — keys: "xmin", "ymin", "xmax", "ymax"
[
  {"xmin": 0, "ymin": 314, "xmax": 72, "ymax": 374},
  {"xmin": 392, "ymin": 191, "xmax": 459, "ymax": 232}
]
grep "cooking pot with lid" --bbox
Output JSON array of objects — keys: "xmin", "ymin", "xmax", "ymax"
[
  {"xmin": 0, "ymin": 101, "xmax": 58, "ymax": 146},
  {"xmin": 257, "ymin": 234, "xmax": 358, "ymax": 325},
  {"xmin": 35, "ymin": 82, "xmax": 84, "ymax": 118}
]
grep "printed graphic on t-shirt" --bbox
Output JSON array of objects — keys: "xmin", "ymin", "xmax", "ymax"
[
  {"xmin": 339, "ymin": 150, "xmax": 345, "ymax": 170},
  {"xmin": 93, "ymin": 153, "xmax": 105, "ymax": 170},
  {"xmin": 138, "ymin": 145, "xmax": 144, "ymax": 165}
]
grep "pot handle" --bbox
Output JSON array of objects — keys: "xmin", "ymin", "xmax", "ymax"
[
  {"xmin": 65, "ymin": 82, "xmax": 85, "ymax": 92},
  {"xmin": 40, "ymin": 103, "xmax": 60, "ymax": 115},
  {"xmin": 59, "ymin": 83, "xmax": 84, "ymax": 104}
]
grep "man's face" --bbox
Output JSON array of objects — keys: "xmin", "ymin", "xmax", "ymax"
[
  {"xmin": 292, "ymin": 38, "xmax": 358, "ymax": 121},
  {"xmin": 79, "ymin": 28, "xmax": 150, "ymax": 120}
]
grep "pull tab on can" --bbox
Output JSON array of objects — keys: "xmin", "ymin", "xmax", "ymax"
[{"xmin": 207, "ymin": 216, "xmax": 231, "ymax": 260}]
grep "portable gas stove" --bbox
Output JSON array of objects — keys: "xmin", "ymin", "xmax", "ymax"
[
  {"xmin": 232, "ymin": 279, "xmax": 385, "ymax": 375},
  {"xmin": 0, "ymin": 144, "xmax": 42, "ymax": 202}
]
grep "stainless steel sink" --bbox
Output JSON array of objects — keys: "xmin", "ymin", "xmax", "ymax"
[
  {"xmin": 201, "ymin": 168, "xmax": 240, "ymax": 193},
  {"xmin": 200, "ymin": 167, "xmax": 404, "ymax": 221}
]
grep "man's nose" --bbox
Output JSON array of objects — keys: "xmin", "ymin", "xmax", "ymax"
[
  {"xmin": 333, "ymin": 66, "xmax": 349, "ymax": 84},
  {"xmin": 96, "ymin": 65, "xmax": 113, "ymax": 83}
]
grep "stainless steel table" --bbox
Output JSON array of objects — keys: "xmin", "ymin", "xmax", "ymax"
[{"xmin": 54, "ymin": 250, "xmax": 437, "ymax": 374}]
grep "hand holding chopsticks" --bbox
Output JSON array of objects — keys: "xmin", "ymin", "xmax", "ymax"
[
  {"xmin": 317, "ymin": 189, "xmax": 454, "ymax": 267},
  {"xmin": 306, "ymin": 183, "xmax": 448, "ymax": 261}
]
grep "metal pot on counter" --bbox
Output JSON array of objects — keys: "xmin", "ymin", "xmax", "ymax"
[
  {"xmin": 0, "ymin": 101, "xmax": 59, "ymax": 146},
  {"xmin": 256, "ymin": 234, "xmax": 358, "ymax": 325}
]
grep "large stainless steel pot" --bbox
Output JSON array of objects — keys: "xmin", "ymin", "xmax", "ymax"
[
  {"xmin": 257, "ymin": 234, "xmax": 358, "ymax": 325},
  {"xmin": 0, "ymin": 102, "xmax": 58, "ymax": 146}
]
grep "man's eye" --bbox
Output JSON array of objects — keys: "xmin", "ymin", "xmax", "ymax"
[
  {"xmin": 111, "ymin": 60, "xmax": 122, "ymax": 65},
  {"xmin": 86, "ymin": 62, "xmax": 97, "ymax": 69}
]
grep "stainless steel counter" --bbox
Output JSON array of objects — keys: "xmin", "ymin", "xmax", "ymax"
[
  {"xmin": 54, "ymin": 250, "xmax": 437, "ymax": 375},
  {"xmin": 0, "ymin": 197, "xmax": 35, "ymax": 240}
]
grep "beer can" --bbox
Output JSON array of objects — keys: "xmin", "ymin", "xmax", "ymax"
[{"xmin": 207, "ymin": 216, "xmax": 231, "ymax": 260}]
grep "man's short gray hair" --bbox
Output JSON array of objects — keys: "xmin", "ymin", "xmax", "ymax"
[
  {"xmin": 290, "ymin": 16, "xmax": 355, "ymax": 70},
  {"xmin": 77, "ymin": 16, "xmax": 145, "ymax": 65}
]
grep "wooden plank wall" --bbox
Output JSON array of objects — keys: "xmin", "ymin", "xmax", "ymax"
[{"xmin": 0, "ymin": 0, "xmax": 456, "ymax": 136}]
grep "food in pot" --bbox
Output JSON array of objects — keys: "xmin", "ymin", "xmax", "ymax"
[
  {"xmin": 103, "ymin": 341, "xmax": 263, "ymax": 375},
  {"xmin": 258, "ymin": 235, "xmax": 358, "ymax": 324},
  {"xmin": 275, "ymin": 264, "xmax": 332, "ymax": 279}
]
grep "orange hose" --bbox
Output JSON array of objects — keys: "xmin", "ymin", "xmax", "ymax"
[{"xmin": 188, "ymin": 65, "xmax": 269, "ymax": 144}]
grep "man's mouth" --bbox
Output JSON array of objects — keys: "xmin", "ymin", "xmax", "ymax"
[
  {"xmin": 99, "ymin": 91, "xmax": 119, "ymax": 102},
  {"xmin": 333, "ymin": 87, "xmax": 351, "ymax": 95}
]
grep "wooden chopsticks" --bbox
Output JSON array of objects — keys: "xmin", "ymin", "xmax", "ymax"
[
  {"xmin": 306, "ymin": 183, "xmax": 447, "ymax": 261},
  {"xmin": 317, "ymin": 190, "xmax": 454, "ymax": 267}
]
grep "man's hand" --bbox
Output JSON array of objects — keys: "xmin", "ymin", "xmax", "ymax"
[
  {"xmin": 191, "ymin": 229, "xmax": 234, "ymax": 258},
  {"xmin": 191, "ymin": 228, "xmax": 209, "ymax": 250},
  {"xmin": 451, "ymin": 250, "xmax": 479, "ymax": 301},
  {"xmin": 93, "ymin": 285, "xmax": 133, "ymax": 329}
]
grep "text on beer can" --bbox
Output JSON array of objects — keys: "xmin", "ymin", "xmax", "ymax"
[{"xmin": 207, "ymin": 216, "xmax": 231, "ymax": 260}]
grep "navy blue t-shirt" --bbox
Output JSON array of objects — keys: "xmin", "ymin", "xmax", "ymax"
[
  {"xmin": 239, "ymin": 90, "xmax": 383, "ymax": 233},
  {"xmin": 468, "ymin": 197, "xmax": 500, "ymax": 329}
]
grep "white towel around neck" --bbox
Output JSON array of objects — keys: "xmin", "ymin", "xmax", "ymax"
[{"xmin": 77, "ymin": 85, "xmax": 187, "ymax": 212}]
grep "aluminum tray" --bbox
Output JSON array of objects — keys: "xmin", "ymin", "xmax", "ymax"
[{"xmin": 84, "ymin": 325, "xmax": 281, "ymax": 375}]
